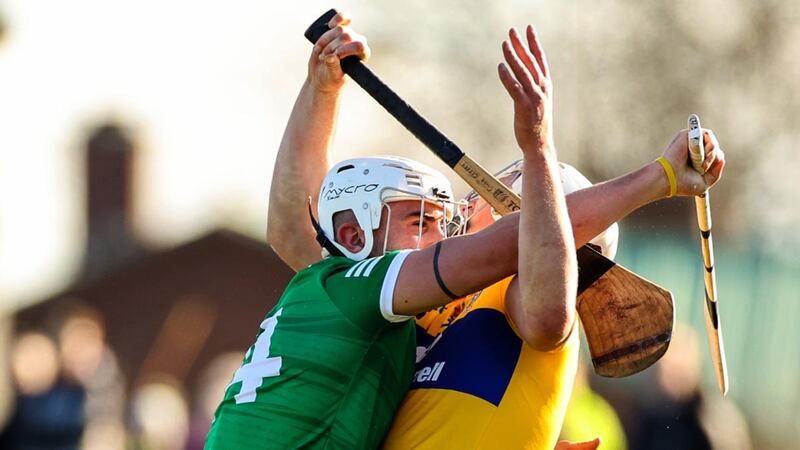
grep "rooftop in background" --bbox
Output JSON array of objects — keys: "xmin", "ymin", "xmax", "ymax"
[
  {"xmin": 13, "ymin": 120, "xmax": 294, "ymax": 399},
  {"xmin": 15, "ymin": 229, "xmax": 293, "ymax": 397}
]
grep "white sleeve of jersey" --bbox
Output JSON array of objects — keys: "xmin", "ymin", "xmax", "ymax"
[{"xmin": 379, "ymin": 250, "xmax": 414, "ymax": 322}]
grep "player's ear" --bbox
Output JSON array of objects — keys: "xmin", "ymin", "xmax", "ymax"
[{"xmin": 335, "ymin": 222, "xmax": 366, "ymax": 253}]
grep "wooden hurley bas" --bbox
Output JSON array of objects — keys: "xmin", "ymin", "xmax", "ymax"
[{"xmin": 575, "ymin": 247, "xmax": 674, "ymax": 377}]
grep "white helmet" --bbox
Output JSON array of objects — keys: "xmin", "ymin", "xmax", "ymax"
[
  {"xmin": 316, "ymin": 156, "xmax": 456, "ymax": 261},
  {"xmin": 465, "ymin": 160, "xmax": 619, "ymax": 259},
  {"xmin": 557, "ymin": 163, "xmax": 619, "ymax": 259}
]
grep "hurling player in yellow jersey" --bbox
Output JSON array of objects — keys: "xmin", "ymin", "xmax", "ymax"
[
  {"xmin": 381, "ymin": 24, "xmax": 724, "ymax": 450},
  {"xmin": 267, "ymin": 10, "xmax": 726, "ymax": 450},
  {"xmin": 383, "ymin": 26, "xmax": 723, "ymax": 449},
  {"xmin": 384, "ymin": 160, "xmax": 613, "ymax": 450}
]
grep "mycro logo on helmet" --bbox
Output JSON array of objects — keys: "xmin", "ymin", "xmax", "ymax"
[{"xmin": 323, "ymin": 184, "xmax": 379, "ymax": 200}]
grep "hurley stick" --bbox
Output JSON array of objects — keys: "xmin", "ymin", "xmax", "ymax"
[
  {"xmin": 306, "ymin": 9, "xmax": 674, "ymax": 377},
  {"xmin": 688, "ymin": 114, "xmax": 729, "ymax": 395}
]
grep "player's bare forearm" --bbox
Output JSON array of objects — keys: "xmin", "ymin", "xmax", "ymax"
[
  {"xmin": 392, "ymin": 212, "xmax": 521, "ymax": 316},
  {"xmin": 513, "ymin": 150, "xmax": 577, "ymax": 351},
  {"xmin": 566, "ymin": 161, "xmax": 665, "ymax": 249},
  {"xmin": 566, "ymin": 128, "xmax": 725, "ymax": 249},
  {"xmin": 267, "ymin": 79, "xmax": 339, "ymax": 271},
  {"xmin": 497, "ymin": 25, "xmax": 577, "ymax": 351}
]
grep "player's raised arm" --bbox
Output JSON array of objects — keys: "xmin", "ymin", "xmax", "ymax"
[
  {"xmin": 266, "ymin": 10, "xmax": 369, "ymax": 271},
  {"xmin": 393, "ymin": 25, "xmax": 580, "ymax": 329},
  {"xmin": 564, "ymin": 128, "xmax": 725, "ymax": 249},
  {"xmin": 494, "ymin": 25, "xmax": 578, "ymax": 351}
]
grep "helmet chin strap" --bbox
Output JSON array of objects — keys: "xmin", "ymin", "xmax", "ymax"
[
  {"xmin": 308, "ymin": 198, "xmax": 375, "ymax": 261},
  {"xmin": 307, "ymin": 199, "xmax": 345, "ymax": 258}
]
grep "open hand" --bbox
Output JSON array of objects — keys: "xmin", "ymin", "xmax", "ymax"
[{"xmin": 498, "ymin": 25, "xmax": 554, "ymax": 156}]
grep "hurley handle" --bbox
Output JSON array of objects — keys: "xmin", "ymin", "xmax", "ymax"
[
  {"xmin": 688, "ymin": 114, "xmax": 712, "ymax": 230},
  {"xmin": 687, "ymin": 114, "xmax": 705, "ymax": 173},
  {"xmin": 687, "ymin": 114, "xmax": 728, "ymax": 394},
  {"xmin": 303, "ymin": 8, "xmax": 520, "ymax": 216},
  {"xmin": 303, "ymin": 9, "xmax": 466, "ymax": 168},
  {"xmin": 304, "ymin": 9, "xmax": 339, "ymax": 44}
]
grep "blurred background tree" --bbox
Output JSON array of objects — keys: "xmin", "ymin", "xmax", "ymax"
[
  {"xmin": 352, "ymin": 0, "xmax": 800, "ymax": 254},
  {"xmin": 0, "ymin": 7, "xmax": 7, "ymax": 46}
]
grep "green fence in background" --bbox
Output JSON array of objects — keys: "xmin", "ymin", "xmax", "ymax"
[{"xmin": 614, "ymin": 227, "xmax": 799, "ymax": 444}]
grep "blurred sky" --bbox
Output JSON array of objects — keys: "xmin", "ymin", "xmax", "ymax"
[
  {"xmin": 0, "ymin": 0, "xmax": 331, "ymax": 307},
  {"xmin": 0, "ymin": 0, "xmax": 532, "ymax": 307}
]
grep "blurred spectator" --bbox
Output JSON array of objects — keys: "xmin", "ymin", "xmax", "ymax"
[
  {"xmin": 130, "ymin": 380, "xmax": 189, "ymax": 450},
  {"xmin": 9, "ymin": 332, "xmax": 59, "ymax": 396},
  {"xmin": 57, "ymin": 304, "xmax": 127, "ymax": 450},
  {"xmin": 80, "ymin": 418, "xmax": 126, "ymax": 450},
  {"xmin": 59, "ymin": 309, "xmax": 106, "ymax": 384},
  {"xmin": 629, "ymin": 323, "xmax": 752, "ymax": 450},
  {"xmin": 0, "ymin": 331, "xmax": 84, "ymax": 449},
  {"xmin": 56, "ymin": 305, "xmax": 125, "ymax": 423},
  {"xmin": 1, "ymin": 314, "xmax": 14, "ymax": 427},
  {"xmin": 561, "ymin": 360, "xmax": 628, "ymax": 450},
  {"xmin": 185, "ymin": 352, "xmax": 243, "ymax": 450},
  {"xmin": 0, "ymin": 302, "xmax": 128, "ymax": 450}
]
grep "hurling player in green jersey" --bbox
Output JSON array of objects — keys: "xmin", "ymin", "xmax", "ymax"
[{"xmin": 204, "ymin": 10, "xmax": 578, "ymax": 450}]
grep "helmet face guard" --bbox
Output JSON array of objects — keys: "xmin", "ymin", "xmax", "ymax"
[
  {"xmin": 317, "ymin": 156, "xmax": 463, "ymax": 261},
  {"xmin": 459, "ymin": 160, "xmax": 619, "ymax": 259},
  {"xmin": 459, "ymin": 159, "xmax": 524, "ymax": 229}
]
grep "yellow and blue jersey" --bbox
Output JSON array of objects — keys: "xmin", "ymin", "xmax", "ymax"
[{"xmin": 383, "ymin": 277, "xmax": 579, "ymax": 450}]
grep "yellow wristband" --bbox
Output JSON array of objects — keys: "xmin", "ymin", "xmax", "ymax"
[{"xmin": 656, "ymin": 156, "xmax": 677, "ymax": 198}]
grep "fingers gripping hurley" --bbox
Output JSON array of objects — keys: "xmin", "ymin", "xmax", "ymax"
[
  {"xmin": 305, "ymin": 10, "xmax": 520, "ymax": 215},
  {"xmin": 688, "ymin": 114, "xmax": 729, "ymax": 395},
  {"xmin": 306, "ymin": 9, "xmax": 673, "ymax": 377}
]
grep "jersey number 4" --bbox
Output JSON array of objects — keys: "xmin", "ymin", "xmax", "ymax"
[{"xmin": 228, "ymin": 308, "xmax": 283, "ymax": 404}]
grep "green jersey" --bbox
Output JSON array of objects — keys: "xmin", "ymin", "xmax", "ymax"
[{"xmin": 205, "ymin": 250, "xmax": 416, "ymax": 450}]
